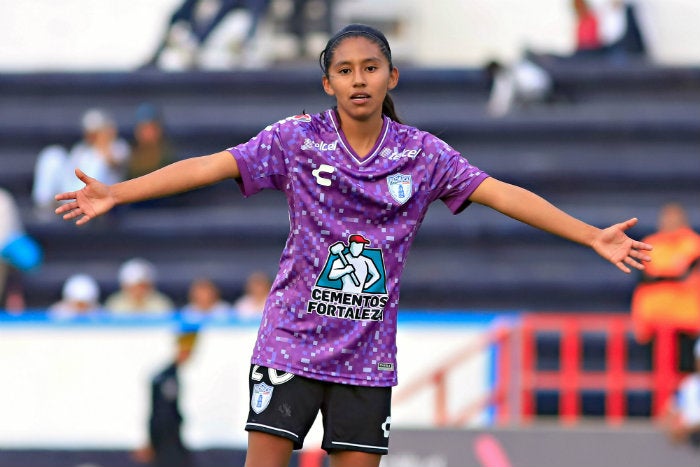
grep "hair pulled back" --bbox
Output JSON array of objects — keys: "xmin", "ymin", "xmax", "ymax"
[{"xmin": 320, "ymin": 24, "xmax": 402, "ymax": 123}]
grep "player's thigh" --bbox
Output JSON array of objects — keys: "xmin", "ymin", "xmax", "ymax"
[
  {"xmin": 244, "ymin": 431, "xmax": 294, "ymax": 467},
  {"xmin": 321, "ymin": 384, "xmax": 392, "ymax": 455},
  {"xmin": 329, "ymin": 450, "xmax": 381, "ymax": 467},
  {"xmin": 245, "ymin": 364, "xmax": 323, "ymax": 449}
]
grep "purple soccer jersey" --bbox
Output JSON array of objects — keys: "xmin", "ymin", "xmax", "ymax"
[{"xmin": 229, "ymin": 109, "xmax": 489, "ymax": 386}]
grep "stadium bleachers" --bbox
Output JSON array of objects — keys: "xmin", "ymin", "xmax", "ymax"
[{"xmin": 1, "ymin": 59, "xmax": 698, "ymax": 311}]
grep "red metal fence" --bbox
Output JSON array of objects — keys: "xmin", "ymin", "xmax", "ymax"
[{"xmin": 521, "ymin": 313, "xmax": 681, "ymax": 424}]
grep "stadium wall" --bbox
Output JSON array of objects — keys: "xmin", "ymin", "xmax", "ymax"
[{"xmin": 0, "ymin": 312, "xmax": 506, "ymax": 449}]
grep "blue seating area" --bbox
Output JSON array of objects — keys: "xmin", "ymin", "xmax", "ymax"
[{"xmin": 2, "ymin": 60, "xmax": 699, "ymax": 311}]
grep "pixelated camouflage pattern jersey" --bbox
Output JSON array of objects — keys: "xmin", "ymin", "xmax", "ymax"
[{"xmin": 229, "ymin": 109, "xmax": 489, "ymax": 386}]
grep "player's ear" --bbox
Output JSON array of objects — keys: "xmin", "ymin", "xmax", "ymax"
[
  {"xmin": 322, "ymin": 76, "xmax": 335, "ymax": 97},
  {"xmin": 388, "ymin": 66, "xmax": 399, "ymax": 91}
]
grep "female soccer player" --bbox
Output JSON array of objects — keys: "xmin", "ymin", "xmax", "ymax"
[{"xmin": 56, "ymin": 24, "xmax": 652, "ymax": 467}]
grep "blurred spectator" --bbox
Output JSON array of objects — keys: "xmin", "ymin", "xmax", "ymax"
[
  {"xmin": 180, "ymin": 277, "xmax": 232, "ymax": 317},
  {"xmin": 485, "ymin": 55, "xmax": 553, "ymax": 117},
  {"xmin": 128, "ymin": 103, "xmax": 176, "ymax": 179},
  {"xmin": 133, "ymin": 330, "xmax": 198, "ymax": 467},
  {"xmin": 662, "ymin": 338, "xmax": 700, "ymax": 448},
  {"xmin": 617, "ymin": 0, "xmax": 647, "ymax": 57},
  {"xmin": 105, "ymin": 258, "xmax": 174, "ymax": 315},
  {"xmin": 530, "ymin": 0, "xmax": 646, "ymax": 69},
  {"xmin": 631, "ymin": 203, "xmax": 700, "ymax": 367},
  {"xmin": 31, "ymin": 144, "xmax": 69, "ymax": 217},
  {"xmin": 572, "ymin": 0, "xmax": 647, "ymax": 61},
  {"xmin": 573, "ymin": 0, "xmax": 602, "ymax": 55},
  {"xmin": 0, "ymin": 187, "xmax": 42, "ymax": 313},
  {"xmin": 67, "ymin": 109, "xmax": 131, "ymax": 190},
  {"xmin": 48, "ymin": 273, "xmax": 102, "ymax": 319},
  {"xmin": 232, "ymin": 270, "xmax": 271, "ymax": 319},
  {"xmin": 286, "ymin": 0, "xmax": 335, "ymax": 58},
  {"xmin": 32, "ymin": 108, "xmax": 130, "ymax": 216},
  {"xmin": 142, "ymin": 0, "xmax": 272, "ymax": 70}
]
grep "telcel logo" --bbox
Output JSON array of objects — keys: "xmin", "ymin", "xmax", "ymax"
[
  {"xmin": 302, "ymin": 139, "xmax": 338, "ymax": 151},
  {"xmin": 380, "ymin": 148, "xmax": 420, "ymax": 160}
]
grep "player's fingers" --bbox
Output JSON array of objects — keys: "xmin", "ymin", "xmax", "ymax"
[
  {"xmin": 624, "ymin": 256, "xmax": 646, "ymax": 270},
  {"xmin": 75, "ymin": 168, "xmax": 91, "ymax": 182},
  {"xmin": 62, "ymin": 208, "xmax": 81, "ymax": 220},
  {"xmin": 55, "ymin": 201, "xmax": 78, "ymax": 214},
  {"xmin": 631, "ymin": 249, "xmax": 652, "ymax": 262},
  {"xmin": 75, "ymin": 215, "xmax": 92, "ymax": 226},
  {"xmin": 634, "ymin": 240, "xmax": 653, "ymax": 252},
  {"xmin": 62, "ymin": 208, "xmax": 90, "ymax": 225},
  {"xmin": 54, "ymin": 191, "xmax": 77, "ymax": 202},
  {"xmin": 619, "ymin": 217, "xmax": 638, "ymax": 230}
]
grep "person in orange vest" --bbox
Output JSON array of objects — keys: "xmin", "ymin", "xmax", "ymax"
[{"xmin": 631, "ymin": 203, "xmax": 700, "ymax": 363}]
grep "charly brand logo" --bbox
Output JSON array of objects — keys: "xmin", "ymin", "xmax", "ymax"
[
  {"xmin": 302, "ymin": 138, "xmax": 338, "ymax": 151},
  {"xmin": 312, "ymin": 164, "xmax": 336, "ymax": 187},
  {"xmin": 378, "ymin": 362, "xmax": 394, "ymax": 371},
  {"xmin": 387, "ymin": 173, "xmax": 412, "ymax": 205},
  {"xmin": 381, "ymin": 416, "xmax": 391, "ymax": 438}
]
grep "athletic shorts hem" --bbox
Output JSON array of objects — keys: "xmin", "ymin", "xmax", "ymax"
[
  {"xmin": 245, "ymin": 422, "xmax": 302, "ymax": 449},
  {"xmin": 325, "ymin": 440, "xmax": 389, "ymax": 455}
]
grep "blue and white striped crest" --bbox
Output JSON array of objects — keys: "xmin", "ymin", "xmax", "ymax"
[
  {"xmin": 251, "ymin": 382, "xmax": 273, "ymax": 414},
  {"xmin": 387, "ymin": 173, "xmax": 412, "ymax": 205}
]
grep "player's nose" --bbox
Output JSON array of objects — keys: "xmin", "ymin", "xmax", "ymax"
[{"xmin": 353, "ymin": 70, "xmax": 367, "ymax": 86}]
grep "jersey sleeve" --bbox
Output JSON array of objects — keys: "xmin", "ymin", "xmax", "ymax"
[
  {"xmin": 227, "ymin": 119, "xmax": 291, "ymax": 197},
  {"xmin": 425, "ymin": 135, "xmax": 490, "ymax": 214}
]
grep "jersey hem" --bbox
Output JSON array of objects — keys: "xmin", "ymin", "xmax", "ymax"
[{"xmin": 251, "ymin": 358, "xmax": 398, "ymax": 387}]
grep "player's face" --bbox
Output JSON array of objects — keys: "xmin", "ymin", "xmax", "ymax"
[{"xmin": 322, "ymin": 36, "xmax": 399, "ymax": 124}]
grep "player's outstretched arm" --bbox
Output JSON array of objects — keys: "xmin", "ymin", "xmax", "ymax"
[
  {"xmin": 55, "ymin": 150, "xmax": 239, "ymax": 225},
  {"xmin": 469, "ymin": 177, "xmax": 652, "ymax": 273}
]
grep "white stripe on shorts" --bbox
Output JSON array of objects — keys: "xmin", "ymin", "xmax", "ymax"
[
  {"xmin": 246, "ymin": 422, "xmax": 300, "ymax": 439},
  {"xmin": 331, "ymin": 441, "xmax": 389, "ymax": 452}
]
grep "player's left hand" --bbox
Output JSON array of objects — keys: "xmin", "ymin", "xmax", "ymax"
[{"xmin": 592, "ymin": 218, "xmax": 653, "ymax": 273}]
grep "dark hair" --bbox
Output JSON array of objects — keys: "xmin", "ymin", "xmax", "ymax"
[{"xmin": 320, "ymin": 24, "xmax": 402, "ymax": 123}]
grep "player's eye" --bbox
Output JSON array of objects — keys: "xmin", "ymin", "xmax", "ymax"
[
  {"xmin": 337, "ymin": 68, "xmax": 351, "ymax": 74},
  {"xmin": 366, "ymin": 66, "xmax": 378, "ymax": 72}
]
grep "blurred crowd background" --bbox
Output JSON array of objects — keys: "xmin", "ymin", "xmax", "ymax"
[
  {"xmin": 1, "ymin": 0, "xmax": 698, "ymax": 315},
  {"xmin": 2, "ymin": 0, "xmax": 700, "ymax": 71}
]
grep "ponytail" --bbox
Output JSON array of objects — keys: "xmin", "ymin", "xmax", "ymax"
[{"xmin": 382, "ymin": 94, "xmax": 402, "ymax": 124}]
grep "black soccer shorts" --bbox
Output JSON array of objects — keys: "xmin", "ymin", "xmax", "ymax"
[{"xmin": 245, "ymin": 364, "xmax": 392, "ymax": 454}]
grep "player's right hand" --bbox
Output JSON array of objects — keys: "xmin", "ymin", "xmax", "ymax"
[{"xmin": 54, "ymin": 168, "xmax": 116, "ymax": 226}]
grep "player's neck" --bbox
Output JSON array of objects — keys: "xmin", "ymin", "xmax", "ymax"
[{"xmin": 337, "ymin": 111, "xmax": 385, "ymax": 159}]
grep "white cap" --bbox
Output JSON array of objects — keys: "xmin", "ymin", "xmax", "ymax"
[
  {"xmin": 63, "ymin": 274, "xmax": 100, "ymax": 303},
  {"xmin": 81, "ymin": 108, "xmax": 115, "ymax": 132},
  {"xmin": 119, "ymin": 258, "xmax": 156, "ymax": 286}
]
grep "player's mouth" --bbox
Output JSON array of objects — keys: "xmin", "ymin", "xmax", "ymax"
[{"xmin": 350, "ymin": 93, "xmax": 371, "ymax": 103}]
